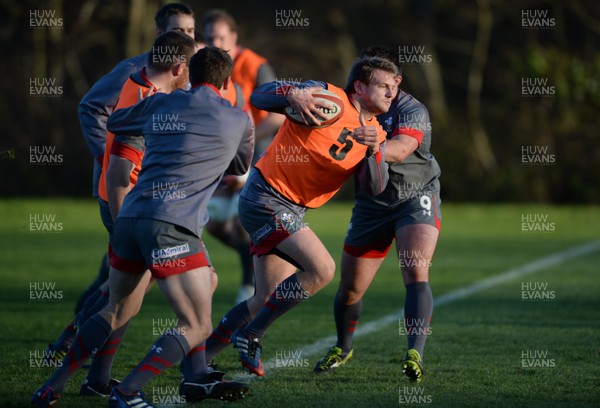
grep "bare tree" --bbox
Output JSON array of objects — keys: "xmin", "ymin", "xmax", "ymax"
[{"xmin": 467, "ymin": 0, "xmax": 497, "ymax": 171}]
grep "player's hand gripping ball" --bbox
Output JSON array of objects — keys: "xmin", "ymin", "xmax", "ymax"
[{"xmin": 285, "ymin": 88, "xmax": 344, "ymax": 129}]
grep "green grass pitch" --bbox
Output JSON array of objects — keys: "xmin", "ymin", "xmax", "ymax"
[{"xmin": 0, "ymin": 199, "xmax": 599, "ymax": 407}]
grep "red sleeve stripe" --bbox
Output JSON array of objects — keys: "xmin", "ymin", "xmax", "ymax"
[
  {"xmin": 391, "ymin": 126, "xmax": 424, "ymax": 144},
  {"xmin": 110, "ymin": 141, "xmax": 143, "ymax": 165}
]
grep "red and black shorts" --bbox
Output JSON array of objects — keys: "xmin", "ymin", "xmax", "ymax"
[
  {"xmin": 344, "ymin": 191, "xmax": 442, "ymax": 259},
  {"xmin": 238, "ymin": 169, "xmax": 309, "ymax": 257},
  {"xmin": 110, "ymin": 217, "xmax": 210, "ymax": 278}
]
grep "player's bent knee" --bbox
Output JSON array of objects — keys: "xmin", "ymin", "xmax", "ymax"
[
  {"xmin": 312, "ymin": 262, "xmax": 335, "ymax": 289},
  {"xmin": 402, "ymin": 266, "xmax": 430, "ymax": 284},
  {"xmin": 99, "ymin": 308, "xmax": 134, "ymax": 330},
  {"xmin": 318, "ymin": 256, "xmax": 336, "ymax": 284},
  {"xmin": 179, "ymin": 321, "xmax": 212, "ymax": 346},
  {"xmin": 339, "ymin": 287, "xmax": 364, "ymax": 305}
]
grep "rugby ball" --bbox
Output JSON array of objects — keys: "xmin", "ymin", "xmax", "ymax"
[{"xmin": 284, "ymin": 88, "xmax": 344, "ymax": 128}]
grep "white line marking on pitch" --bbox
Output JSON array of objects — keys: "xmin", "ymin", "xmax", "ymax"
[{"xmin": 234, "ymin": 239, "xmax": 600, "ymax": 380}]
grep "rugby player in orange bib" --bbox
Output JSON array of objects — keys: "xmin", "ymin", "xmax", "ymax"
[{"xmin": 204, "ymin": 57, "xmax": 400, "ymax": 376}]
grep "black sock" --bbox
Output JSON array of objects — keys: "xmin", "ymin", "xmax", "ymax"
[
  {"xmin": 45, "ymin": 314, "xmax": 112, "ymax": 393},
  {"xmin": 86, "ymin": 322, "xmax": 129, "ymax": 385},
  {"xmin": 119, "ymin": 333, "xmax": 190, "ymax": 394},
  {"xmin": 244, "ymin": 274, "xmax": 308, "ymax": 340},
  {"xmin": 334, "ymin": 294, "xmax": 362, "ymax": 353},
  {"xmin": 206, "ymin": 301, "xmax": 251, "ymax": 363},
  {"xmin": 404, "ymin": 282, "xmax": 433, "ymax": 357}
]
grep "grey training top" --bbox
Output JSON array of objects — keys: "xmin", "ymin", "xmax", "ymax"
[
  {"xmin": 355, "ymin": 90, "xmax": 441, "ymax": 210},
  {"xmin": 107, "ymin": 84, "xmax": 255, "ymax": 236}
]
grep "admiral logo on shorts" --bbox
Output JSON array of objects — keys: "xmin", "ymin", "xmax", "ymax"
[
  {"xmin": 152, "ymin": 243, "xmax": 190, "ymax": 268},
  {"xmin": 151, "ymin": 243, "xmax": 190, "ymax": 260},
  {"xmin": 252, "ymin": 223, "xmax": 274, "ymax": 241}
]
